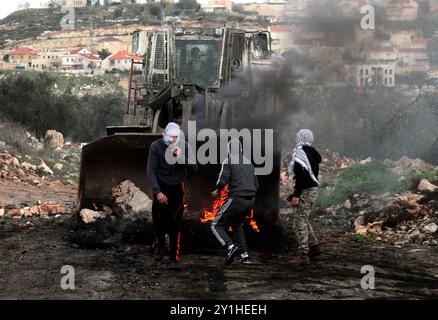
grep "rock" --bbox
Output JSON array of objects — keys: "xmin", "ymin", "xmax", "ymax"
[
  {"xmin": 424, "ymin": 223, "xmax": 438, "ymax": 234},
  {"xmin": 22, "ymin": 207, "xmax": 33, "ymax": 217},
  {"xmin": 418, "ymin": 179, "xmax": 438, "ymax": 192},
  {"xmin": 23, "ymin": 221, "xmax": 34, "ymax": 229},
  {"xmin": 11, "ymin": 157, "xmax": 20, "ymax": 167},
  {"xmin": 53, "ymin": 163, "xmax": 63, "ymax": 171},
  {"xmin": 406, "ymin": 228, "xmax": 421, "ymax": 241},
  {"xmin": 21, "ymin": 162, "xmax": 37, "ymax": 171},
  {"xmin": 392, "ymin": 156, "xmax": 434, "ymax": 176},
  {"xmin": 354, "ymin": 215, "xmax": 368, "ymax": 235},
  {"xmin": 343, "ymin": 199, "xmax": 352, "ymax": 209},
  {"xmin": 360, "ymin": 157, "xmax": 372, "ymax": 164},
  {"xmin": 38, "ymin": 201, "xmax": 66, "ymax": 215},
  {"xmin": 37, "ymin": 160, "xmax": 53, "ymax": 175},
  {"xmin": 44, "ymin": 130, "xmax": 64, "ymax": 149},
  {"xmin": 23, "ymin": 202, "xmax": 67, "ymax": 217},
  {"xmin": 0, "ymin": 141, "xmax": 5, "ymax": 151},
  {"xmin": 7, "ymin": 208, "xmax": 23, "ymax": 218},
  {"xmin": 80, "ymin": 208, "xmax": 108, "ymax": 224},
  {"xmin": 0, "ymin": 208, "xmax": 4, "ymax": 217},
  {"xmin": 111, "ymin": 180, "xmax": 153, "ymax": 220}
]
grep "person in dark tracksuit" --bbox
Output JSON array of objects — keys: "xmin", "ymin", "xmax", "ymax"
[
  {"xmin": 147, "ymin": 122, "xmax": 197, "ymax": 263},
  {"xmin": 211, "ymin": 139, "xmax": 258, "ymax": 265}
]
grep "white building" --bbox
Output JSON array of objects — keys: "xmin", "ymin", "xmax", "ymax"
[
  {"xmin": 54, "ymin": 0, "xmax": 87, "ymax": 7},
  {"xmin": 356, "ymin": 64, "xmax": 396, "ymax": 87},
  {"xmin": 102, "ymin": 51, "xmax": 143, "ymax": 71},
  {"xmin": 61, "ymin": 48, "xmax": 101, "ymax": 72},
  {"xmin": 31, "ymin": 48, "xmax": 63, "ymax": 70}
]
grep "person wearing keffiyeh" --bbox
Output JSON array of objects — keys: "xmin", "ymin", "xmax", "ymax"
[
  {"xmin": 287, "ymin": 129, "xmax": 322, "ymax": 265},
  {"xmin": 147, "ymin": 122, "xmax": 198, "ymax": 263}
]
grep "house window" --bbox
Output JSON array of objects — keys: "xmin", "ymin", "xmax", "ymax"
[
  {"xmin": 365, "ymin": 69, "xmax": 368, "ymax": 75},
  {"xmin": 385, "ymin": 69, "xmax": 387, "ymax": 74},
  {"xmin": 389, "ymin": 69, "xmax": 392, "ymax": 75},
  {"xmin": 360, "ymin": 78, "xmax": 364, "ymax": 86},
  {"xmin": 360, "ymin": 68, "xmax": 363, "ymax": 76},
  {"xmin": 384, "ymin": 78, "xmax": 388, "ymax": 85},
  {"xmin": 389, "ymin": 78, "xmax": 392, "ymax": 85}
]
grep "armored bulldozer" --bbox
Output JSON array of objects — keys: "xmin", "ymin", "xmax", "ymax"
[{"xmin": 78, "ymin": 25, "xmax": 281, "ymax": 231}]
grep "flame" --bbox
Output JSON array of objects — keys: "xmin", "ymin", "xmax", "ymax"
[
  {"xmin": 201, "ymin": 186, "xmax": 260, "ymax": 232},
  {"xmin": 201, "ymin": 187, "xmax": 228, "ymax": 223}
]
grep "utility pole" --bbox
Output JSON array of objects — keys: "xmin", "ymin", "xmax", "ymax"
[{"xmin": 89, "ymin": 16, "xmax": 94, "ymax": 52}]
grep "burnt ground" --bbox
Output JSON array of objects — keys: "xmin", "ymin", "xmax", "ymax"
[{"xmin": 0, "ymin": 183, "xmax": 437, "ymax": 299}]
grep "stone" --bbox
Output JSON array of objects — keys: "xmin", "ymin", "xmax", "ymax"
[
  {"xmin": 360, "ymin": 157, "xmax": 372, "ymax": 164},
  {"xmin": 11, "ymin": 157, "xmax": 20, "ymax": 167},
  {"xmin": 392, "ymin": 156, "xmax": 434, "ymax": 176},
  {"xmin": 111, "ymin": 180, "xmax": 153, "ymax": 220},
  {"xmin": 343, "ymin": 199, "xmax": 352, "ymax": 209},
  {"xmin": 7, "ymin": 208, "xmax": 23, "ymax": 218},
  {"xmin": 53, "ymin": 163, "xmax": 63, "ymax": 171},
  {"xmin": 44, "ymin": 130, "xmax": 64, "ymax": 149},
  {"xmin": 418, "ymin": 179, "xmax": 438, "ymax": 192},
  {"xmin": 23, "ymin": 221, "xmax": 34, "ymax": 229},
  {"xmin": 80, "ymin": 208, "xmax": 108, "ymax": 224},
  {"xmin": 0, "ymin": 141, "xmax": 6, "ymax": 151},
  {"xmin": 37, "ymin": 161, "xmax": 53, "ymax": 175},
  {"xmin": 21, "ymin": 162, "xmax": 37, "ymax": 171},
  {"xmin": 0, "ymin": 208, "xmax": 4, "ymax": 217},
  {"xmin": 424, "ymin": 223, "xmax": 438, "ymax": 234}
]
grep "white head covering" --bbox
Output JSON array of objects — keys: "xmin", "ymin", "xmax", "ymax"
[
  {"xmin": 163, "ymin": 122, "xmax": 181, "ymax": 146},
  {"xmin": 289, "ymin": 129, "xmax": 319, "ymax": 185}
]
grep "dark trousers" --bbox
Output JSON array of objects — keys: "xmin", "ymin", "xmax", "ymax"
[
  {"xmin": 211, "ymin": 195, "xmax": 255, "ymax": 254},
  {"xmin": 152, "ymin": 182, "xmax": 184, "ymax": 261}
]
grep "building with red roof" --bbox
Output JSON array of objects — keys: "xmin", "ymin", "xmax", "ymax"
[
  {"xmin": 102, "ymin": 51, "xmax": 143, "ymax": 71},
  {"xmin": 61, "ymin": 48, "xmax": 102, "ymax": 72},
  {"xmin": 9, "ymin": 47, "xmax": 38, "ymax": 64}
]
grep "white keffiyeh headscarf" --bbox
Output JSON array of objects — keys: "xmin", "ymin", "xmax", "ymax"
[
  {"xmin": 288, "ymin": 129, "xmax": 319, "ymax": 185},
  {"xmin": 162, "ymin": 122, "xmax": 181, "ymax": 146}
]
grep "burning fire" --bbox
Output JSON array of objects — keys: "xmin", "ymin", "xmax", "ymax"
[{"xmin": 201, "ymin": 186, "xmax": 260, "ymax": 232}]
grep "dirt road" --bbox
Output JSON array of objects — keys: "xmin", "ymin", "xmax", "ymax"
[{"xmin": 0, "ymin": 183, "xmax": 437, "ymax": 299}]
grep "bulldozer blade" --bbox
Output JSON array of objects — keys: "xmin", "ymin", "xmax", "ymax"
[
  {"xmin": 78, "ymin": 133, "xmax": 161, "ymax": 211},
  {"xmin": 78, "ymin": 132, "xmax": 281, "ymax": 229}
]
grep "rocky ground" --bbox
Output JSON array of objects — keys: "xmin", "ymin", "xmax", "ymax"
[{"xmin": 0, "ymin": 133, "xmax": 437, "ymax": 299}]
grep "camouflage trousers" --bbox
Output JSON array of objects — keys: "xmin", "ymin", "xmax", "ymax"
[{"xmin": 292, "ymin": 188, "xmax": 319, "ymax": 256}]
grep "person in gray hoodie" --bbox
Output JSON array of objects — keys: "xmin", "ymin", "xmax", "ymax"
[{"xmin": 210, "ymin": 139, "xmax": 258, "ymax": 265}]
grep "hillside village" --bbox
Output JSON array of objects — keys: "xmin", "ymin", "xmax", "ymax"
[{"xmin": 1, "ymin": 0, "xmax": 438, "ymax": 87}]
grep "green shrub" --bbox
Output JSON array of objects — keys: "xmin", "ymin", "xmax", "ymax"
[
  {"xmin": 315, "ymin": 160, "xmax": 409, "ymax": 208},
  {"xmin": 0, "ymin": 121, "xmax": 36, "ymax": 155},
  {"xmin": 349, "ymin": 234, "xmax": 372, "ymax": 245}
]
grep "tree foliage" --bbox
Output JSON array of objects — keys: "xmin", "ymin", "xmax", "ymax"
[{"xmin": 0, "ymin": 72, "xmax": 125, "ymax": 142}]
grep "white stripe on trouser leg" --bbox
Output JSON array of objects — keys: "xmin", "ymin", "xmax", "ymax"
[{"xmin": 211, "ymin": 198, "xmax": 233, "ymax": 246}]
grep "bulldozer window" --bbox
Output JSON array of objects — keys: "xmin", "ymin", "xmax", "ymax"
[{"xmin": 176, "ymin": 40, "xmax": 222, "ymax": 88}]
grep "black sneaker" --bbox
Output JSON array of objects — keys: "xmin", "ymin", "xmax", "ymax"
[
  {"xmin": 153, "ymin": 245, "xmax": 165, "ymax": 261},
  {"xmin": 225, "ymin": 245, "xmax": 240, "ymax": 265},
  {"xmin": 239, "ymin": 257, "xmax": 253, "ymax": 265}
]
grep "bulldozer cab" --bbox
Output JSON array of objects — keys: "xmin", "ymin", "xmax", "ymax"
[{"xmin": 247, "ymin": 31, "xmax": 272, "ymax": 60}]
